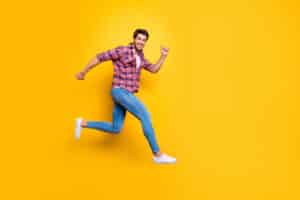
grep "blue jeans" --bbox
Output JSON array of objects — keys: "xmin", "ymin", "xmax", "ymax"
[{"xmin": 86, "ymin": 87, "xmax": 160, "ymax": 154}]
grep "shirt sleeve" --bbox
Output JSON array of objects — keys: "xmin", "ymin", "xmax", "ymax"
[
  {"xmin": 96, "ymin": 46, "xmax": 123, "ymax": 63},
  {"xmin": 142, "ymin": 58, "xmax": 156, "ymax": 73}
]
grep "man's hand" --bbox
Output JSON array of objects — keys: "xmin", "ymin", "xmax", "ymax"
[
  {"xmin": 160, "ymin": 46, "xmax": 169, "ymax": 57},
  {"xmin": 75, "ymin": 71, "xmax": 86, "ymax": 80},
  {"xmin": 148, "ymin": 46, "xmax": 169, "ymax": 73}
]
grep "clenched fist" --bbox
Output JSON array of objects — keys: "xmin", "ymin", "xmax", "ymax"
[
  {"xmin": 160, "ymin": 46, "xmax": 169, "ymax": 56},
  {"xmin": 75, "ymin": 71, "xmax": 86, "ymax": 80}
]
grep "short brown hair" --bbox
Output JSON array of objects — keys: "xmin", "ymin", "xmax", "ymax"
[{"xmin": 133, "ymin": 29, "xmax": 149, "ymax": 40}]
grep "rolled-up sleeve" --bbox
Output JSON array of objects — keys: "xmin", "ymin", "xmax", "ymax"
[
  {"xmin": 96, "ymin": 46, "xmax": 123, "ymax": 63},
  {"xmin": 143, "ymin": 58, "xmax": 156, "ymax": 73}
]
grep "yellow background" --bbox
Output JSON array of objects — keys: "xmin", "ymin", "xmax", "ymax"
[{"xmin": 1, "ymin": 0, "xmax": 299, "ymax": 199}]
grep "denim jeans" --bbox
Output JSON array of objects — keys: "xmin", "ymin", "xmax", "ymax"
[{"xmin": 86, "ymin": 87, "xmax": 160, "ymax": 154}]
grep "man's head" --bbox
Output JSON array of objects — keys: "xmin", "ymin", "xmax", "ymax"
[{"xmin": 133, "ymin": 28, "xmax": 149, "ymax": 51}]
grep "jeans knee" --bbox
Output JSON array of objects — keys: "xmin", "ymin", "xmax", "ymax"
[
  {"xmin": 139, "ymin": 117, "xmax": 153, "ymax": 131},
  {"xmin": 146, "ymin": 112, "xmax": 151, "ymax": 120},
  {"xmin": 138, "ymin": 110, "xmax": 152, "ymax": 121},
  {"xmin": 139, "ymin": 116, "xmax": 149, "ymax": 124}
]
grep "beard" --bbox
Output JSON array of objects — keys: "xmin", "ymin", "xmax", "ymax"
[{"xmin": 134, "ymin": 43, "xmax": 143, "ymax": 51}]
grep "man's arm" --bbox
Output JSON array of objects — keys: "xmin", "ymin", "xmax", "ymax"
[
  {"xmin": 76, "ymin": 46, "xmax": 123, "ymax": 79},
  {"xmin": 81, "ymin": 57, "xmax": 100, "ymax": 74},
  {"xmin": 143, "ymin": 46, "xmax": 169, "ymax": 73}
]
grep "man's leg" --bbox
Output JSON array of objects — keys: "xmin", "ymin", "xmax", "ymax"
[
  {"xmin": 111, "ymin": 88, "xmax": 160, "ymax": 154},
  {"xmin": 83, "ymin": 101, "xmax": 126, "ymax": 134}
]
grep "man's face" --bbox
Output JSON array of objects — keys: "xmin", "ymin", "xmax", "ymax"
[{"xmin": 134, "ymin": 33, "xmax": 147, "ymax": 51}]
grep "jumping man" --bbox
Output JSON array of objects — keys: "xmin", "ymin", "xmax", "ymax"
[{"xmin": 75, "ymin": 29, "xmax": 176, "ymax": 164}]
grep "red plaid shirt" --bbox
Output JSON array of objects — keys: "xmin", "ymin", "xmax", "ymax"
[{"xmin": 96, "ymin": 42, "xmax": 156, "ymax": 93}]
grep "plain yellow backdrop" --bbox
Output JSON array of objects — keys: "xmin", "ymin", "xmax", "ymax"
[{"xmin": 0, "ymin": 0, "xmax": 299, "ymax": 199}]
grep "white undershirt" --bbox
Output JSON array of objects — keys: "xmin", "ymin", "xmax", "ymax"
[{"xmin": 135, "ymin": 54, "xmax": 141, "ymax": 69}]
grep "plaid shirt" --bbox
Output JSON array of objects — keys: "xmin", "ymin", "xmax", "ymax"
[{"xmin": 96, "ymin": 43, "xmax": 156, "ymax": 93}]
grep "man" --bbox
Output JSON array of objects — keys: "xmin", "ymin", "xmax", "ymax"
[{"xmin": 75, "ymin": 28, "xmax": 176, "ymax": 164}]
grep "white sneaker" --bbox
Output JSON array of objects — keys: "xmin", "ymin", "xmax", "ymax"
[
  {"xmin": 75, "ymin": 117, "xmax": 83, "ymax": 140},
  {"xmin": 153, "ymin": 153, "xmax": 176, "ymax": 164}
]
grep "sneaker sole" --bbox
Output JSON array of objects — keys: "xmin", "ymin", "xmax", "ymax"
[
  {"xmin": 153, "ymin": 159, "xmax": 177, "ymax": 164},
  {"xmin": 75, "ymin": 117, "xmax": 82, "ymax": 140}
]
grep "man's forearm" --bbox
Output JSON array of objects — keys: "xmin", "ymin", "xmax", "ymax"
[
  {"xmin": 81, "ymin": 57, "xmax": 100, "ymax": 74},
  {"xmin": 152, "ymin": 55, "xmax": 167, "ymax": 72}
]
